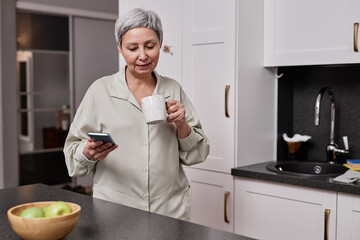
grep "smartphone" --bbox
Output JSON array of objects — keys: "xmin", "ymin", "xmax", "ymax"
[{"xmin": 88, "ymin": 133, "xmax": 116, "ymax": 146}]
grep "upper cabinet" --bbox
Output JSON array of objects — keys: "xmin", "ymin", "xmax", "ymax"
[{"xmin": 264, "ymin": 0, "xmax": 360, "ymax": 66}]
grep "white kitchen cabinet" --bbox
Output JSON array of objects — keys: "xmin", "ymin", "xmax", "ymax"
[
  {"xmin": 182, "ymin": 0, "xmax": 277, "ymax": 173},
  {"xmin": 234, "ymin": 177, "xmax": 337, "ymax": 240},
  {"xmin": 337, "ymin": 193, "xmax": 360, "ymax": 240},
  {"xmin": 184, "ymin": 167, "xmax": 234, "ymax": 232},
  {"xmin": 182, "ymin": 0, "xmax": 236, "ymax": 174},
  {"xmin": 181, "ymin": 0, "xmax": 238, "ymax": 230},
  {"xmin": 351, "ymin": 0, "xmax": 360, "ymax": 62},
  {"xmin": 264, "ymin": 0, "xmax": 360, "ymax": 66}
]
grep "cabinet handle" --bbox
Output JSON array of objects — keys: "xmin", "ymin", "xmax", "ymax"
[
  {"xmin": 224, "ymin": 191, "xmax": 230, "ymax": 223},
  {"xmin": 324, "ymin": 209, "xmax": 330, "ymax": 240},
  {"xmin": 354, "ymin": 22, "xmax": 359, "ymax": 52},
  {"xmin": 225, "ymin": 85, "xmax": 230, "ymax": 118}
]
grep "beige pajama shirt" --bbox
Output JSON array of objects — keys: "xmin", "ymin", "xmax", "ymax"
[{"xmin": 63, "ymin": 66, "xmax": 210, "ymax": 220}]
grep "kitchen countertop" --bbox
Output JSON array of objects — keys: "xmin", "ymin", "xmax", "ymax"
[
  {"xmin": 0, "ymin": 184, "xmax": 253, "ymax": 240},
  {"xmin": 231, "ymin": 161, "xmax": 360, "ymax": 195}
]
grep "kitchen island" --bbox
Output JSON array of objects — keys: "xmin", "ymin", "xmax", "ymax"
[{"xmin": 1, "ymin": 184, "xmax": 253, "ymax": 240}]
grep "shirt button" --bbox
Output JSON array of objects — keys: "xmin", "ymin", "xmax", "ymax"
[
  {"xmin": 143, "ymin": 168, "xmax": 148, "ymax": 172},
  {"xmin": 144, "ymin": 142, "xmax": 148, "ymax": 146},
  {"xmin": 143, "ymin": 193, "xmax": 148, "ymax": 199}
]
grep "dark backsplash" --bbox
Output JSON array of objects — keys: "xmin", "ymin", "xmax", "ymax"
[{"xmin": 277, "ymin": 65, "xmax": 360, "ymax": 162}]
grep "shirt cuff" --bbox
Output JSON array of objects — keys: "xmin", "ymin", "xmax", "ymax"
[
  {"xmin": 178, "ymin": 128, "xmax": 203, "ymax": 152},
  {"xmin": 74, "ymin": 140, "xmax": 97, "ymax": 167}
]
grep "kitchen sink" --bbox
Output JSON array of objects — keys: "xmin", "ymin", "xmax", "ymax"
[{"xmin": 266, "ymin": 161, "xmax": 348, "ymax": 178}]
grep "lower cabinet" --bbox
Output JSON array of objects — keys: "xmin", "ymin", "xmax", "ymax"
[
  {"xmin": 184, "ymin": 167, "xmax": 234, "ymax": 232},
  {"xmin": 234, "ymin": 177, "xmax": 337, "ymax": 240},
  {"xmin": 337, "ymin": 193, "xmax": 360, "ymax": 240},
  {"xmin": 186, "ymin": 174, "xmax": 360, "ymax": 238}
]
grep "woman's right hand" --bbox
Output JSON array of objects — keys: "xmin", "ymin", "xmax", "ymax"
[{"xmin": 83, "ymin": 138, "xmax": 118, "ymax": 161}]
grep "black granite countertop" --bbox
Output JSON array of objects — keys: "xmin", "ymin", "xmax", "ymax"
[
  {"xmin": 231, "ymin": 161, "xmax": 360, "ymax": 195},
  {"xmin": 1, "ymin": 184, "xmax": 254, "ymax": 240}
]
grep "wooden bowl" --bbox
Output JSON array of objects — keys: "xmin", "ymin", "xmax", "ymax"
[{"xmin": 7, "ymin": 201, "xmax": 81, "ymax": 240}]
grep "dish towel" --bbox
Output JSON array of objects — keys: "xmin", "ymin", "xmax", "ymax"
[
  {"xmin": 282, "ymin": 133, "xmax": 311, "ymax": 142},
  {"xmin": 333, "ymin": 170, "xmax": 360, "ymax": 183}
]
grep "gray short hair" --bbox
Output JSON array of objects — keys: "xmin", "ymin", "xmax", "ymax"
[{"xmin": 115, "ymin": 8, "xmax": 163, "ymax": 48}]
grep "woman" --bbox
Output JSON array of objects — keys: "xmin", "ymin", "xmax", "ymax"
[{"xmin": 63, "ymin": 8, "xmax": 210, "ymax": 221}]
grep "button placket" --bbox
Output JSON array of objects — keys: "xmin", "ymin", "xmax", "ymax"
[{"xmin": 143, "ymin": 123, "xmax": 150, "ymax": 210}]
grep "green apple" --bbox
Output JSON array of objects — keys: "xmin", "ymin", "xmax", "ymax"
[
  {"xmin": 44, "ymin": 201, "xmax": 72, "ymax": 217},
  {"xmin": 19, "ymin": 207, "xmax": 45, "ymax": 218},
  {"xmin": 42, "ymin": 205, "xmax": 49, "ymax": 214}
]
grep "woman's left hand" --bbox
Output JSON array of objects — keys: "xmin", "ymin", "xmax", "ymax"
[{"xmin": 166, "ymin": 99, "xmax": 191, "ymax": 138}]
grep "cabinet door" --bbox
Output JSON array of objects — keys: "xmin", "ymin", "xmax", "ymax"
[
  {"xmin": 264, "ymin": 0, "xmax": 355, "ymax": 66},
  {"xmin": 119, "ymin": 0, "xmax": 182, "ymax": 83},
  {"xmin": 337, "ymin": 193, "xmax": 360, "ymax": 240},
  {"xmin": 184, "ymin": 167, "xmax": 234, "ymax": 232},
  {"xmin": 182, "ymin": 0, "xmax": 236, "ymax": 173},
  {"xmin": 234, "ymin": 178, "xmax": 337, "ymax": 240},
  {"xmin": 351, "ymin": 0, "xmax": 360, "ymax": 62}
]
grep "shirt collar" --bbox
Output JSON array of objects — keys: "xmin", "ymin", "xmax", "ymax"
[{"xmin": 110, "ymin": 65, "xmax": 172, "ymax": 101}]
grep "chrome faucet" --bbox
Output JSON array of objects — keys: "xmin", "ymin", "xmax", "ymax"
[{"xmin": 314, "ymin": 87, "xmax": 349, "ymax": 163}]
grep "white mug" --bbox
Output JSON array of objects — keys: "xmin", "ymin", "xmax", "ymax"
[{"xmin": 141, "ymin": 95, "xmax": 167, "ymax": 124}]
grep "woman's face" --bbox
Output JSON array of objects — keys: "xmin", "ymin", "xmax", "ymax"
[{"xmin": 118, "ymin": 27, "xmax": 161, "ymax": 77}]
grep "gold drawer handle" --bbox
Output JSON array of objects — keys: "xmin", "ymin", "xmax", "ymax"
[
  {"xmin": 225, "ymin": 85, "xmax": 230, "ymax": 118},
  {"xmin": 224, "ymin": 191, "xmax": 230, "ymax": 223},
  {"xmin": 354, "ymin": 22, "xmax": 359, "ymax": 52},
  {"xmin": 324, "ymin": 209, "xmax": 330, "ymax": 240}
]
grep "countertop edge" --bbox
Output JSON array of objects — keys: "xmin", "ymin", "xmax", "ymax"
[{"xmin": 231, "ymin": 161, "xmax": 360, "ymax": 196}]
